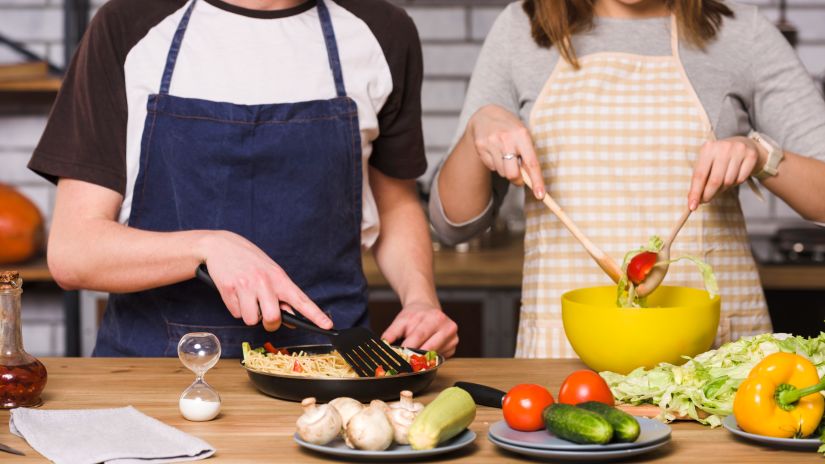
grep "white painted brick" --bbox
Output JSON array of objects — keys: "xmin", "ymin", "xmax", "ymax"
[
  {"xmin": 406, "ymin": 7, "xmax": 466, "ymax": 41},
  {"xmin": 422, "ymin": 44, "xmax": 482, "ymax": 77},
  {"xmin": 759, "ymin": 7, "xmax": 825, "ymax": 42},
  {"xmin": 21, "ymin": 322, "xmax": 54, "ymax": 356},
  {"xmin": 739, "ymin": 187, "xmax": 772, "ymax": 221},
  {"xmin": 0, "ymin": 115, "xmax": 48, "ymax": 149},
  {"xmin": 0, "ymin": 151, "xmax": 40, "ymax": 183},
  {"xmin": 471, "ymin": 7, "xmax": 504, "ymax": 41},
  {"xmin": 796, "ymin": 44, "xmax": 825, "ymax": 75},
  {"xmin": 47, "ymin": 42, "xmax": 64, "ymax": 68},
  {"xmin": 422, "ymin": 79, "xmax": 467, "ymax": 112},
  {"xmin": 0, "ymin": 43, "xmax": 48, "ymax": 64},
  {"xmin": 0, "ymin": 0, "xmax": 48, "ymax": 6},
  {"xmin": 14, "ymin": 183, "xmax": 53, "ymax": 218},
  {"xmin": 423, "ymin": 115, "xmax": 459, "ymax": 147},
  {"xmin": 0, "ymin": 8, "xmax": 63, "ymax": 42}
]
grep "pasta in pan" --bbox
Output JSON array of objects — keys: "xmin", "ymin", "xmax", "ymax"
[{"xmin": 242, "ymin": 342, "xmax": 438, "ymax": 378}]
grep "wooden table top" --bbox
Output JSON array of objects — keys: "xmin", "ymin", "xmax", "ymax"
[{"xmin": 0, "ymin": 357, "xmax": 819, "ymax": 462}]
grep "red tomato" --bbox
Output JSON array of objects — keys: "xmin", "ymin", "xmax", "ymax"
[
  {"xmin": 558, "ymin": 370, "xmax": 614, "ymax": 406},
  {"xmin": 627, "ymin": 251, "xmax": 658, "ymax": 285},
  {"xmin": 292, "ymin": 360, "xmax": 303, "ymax": 373},
  {"xmin": 375, "ymin": 366, "xmax": 386, "ymax": 377},
  {"xmin": 502, "ymin": 384, "xmax": 555, "ymax": 432},
  {"xmin": 410, "ymin": 355, "xmax": 428, "ymax": 372}
]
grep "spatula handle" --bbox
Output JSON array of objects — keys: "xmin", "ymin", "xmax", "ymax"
[
  {"xmin": 520, "ymin": 168, "xmax": 623, "ymax": 283},
  {"xmin": 195, "ymin": 264, "xmax": 337, "ymax": 336}
]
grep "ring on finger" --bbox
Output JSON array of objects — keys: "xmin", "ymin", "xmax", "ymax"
[{"xmin": 501, "ymin": 152, "xmax": 517, "ymax": 161}]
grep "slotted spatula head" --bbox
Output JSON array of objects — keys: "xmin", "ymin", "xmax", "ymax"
[{"xmin": 195, "ymin": 264, "xmax": 412, "ymax": 377}]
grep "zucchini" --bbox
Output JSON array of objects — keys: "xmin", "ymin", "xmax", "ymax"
[
  {"xmin": 543, "ymin": 403, "xmax": 613, "ymax": 445},
  {"xmin": 577, "ymin": 401, "xmax": 640, "ymax": 443},
  {"xmin": 407, "ymin": 387, "xmax": 476, "ymax": 450}
]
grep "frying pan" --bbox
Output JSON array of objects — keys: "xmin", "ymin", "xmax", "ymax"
[{"xmin": 242, "ymin": 344, "xmax": 443, "ymax": 402}]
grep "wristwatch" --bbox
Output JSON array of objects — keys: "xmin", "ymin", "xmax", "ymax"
[{"xmin": 748, "ymin": 130, "xmax": 784, "ymax": 180}]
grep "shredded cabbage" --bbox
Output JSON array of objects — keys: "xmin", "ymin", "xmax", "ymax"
[
  {"xmin": 616, "ymin": 235, "xmax": 718, "ymax": 308},
  {"xmin": 600, "ymin": 333, "xmax": 825, "ymax": 428}
]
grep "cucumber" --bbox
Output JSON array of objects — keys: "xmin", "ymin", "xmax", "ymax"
[
  {"xmin": 407, "ymin": 387, "xmax": 476, "ymax": 450},
  {"xmin": 577, "ymin": 401, "xmax": 640, "ymax": 443},
  {"xmin": 543, "ymin": 403, "xmax": 613, "ymax": 445}
]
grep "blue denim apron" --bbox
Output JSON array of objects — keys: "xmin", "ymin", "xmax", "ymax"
[{"xmin": 94, "ymin": 0, "xmax": 368, "ymax": 357}]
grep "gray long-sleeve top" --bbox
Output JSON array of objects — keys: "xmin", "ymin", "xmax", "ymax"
[{"xmin": 429, "ymin": 1, "xmax": 825, "ymax": 246}]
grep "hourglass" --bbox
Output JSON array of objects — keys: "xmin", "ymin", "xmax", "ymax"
[{"xmin": 178, "ymin": 332, "xmax": 222, "ymax": 421}]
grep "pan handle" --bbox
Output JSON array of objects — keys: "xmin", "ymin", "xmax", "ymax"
[
  {"xmin": 195, "ymin": 264, "xmax": 337, "ymax": 336},
  {"xmin": 454, "ymin": 381, "xmax": 506, "ymax": 408}
]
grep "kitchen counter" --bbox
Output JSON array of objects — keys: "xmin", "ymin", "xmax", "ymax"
[
  {"xmin": 363, "ymin": 236, "xmax": 825, "ymax": 290},
  {"xmin": 1, "ymin": 357, "xmax": 820, "ymax": 463}
]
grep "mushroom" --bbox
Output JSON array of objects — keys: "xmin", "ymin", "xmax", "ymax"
[
  {"xmin": 329, "ymin": 397, "xmax": 364, "ymax": 428},
  {"xmin": 345, "ymin": 402, "xmax": 394, "ymax": 450},
  {"xmin": 296, "ymin": 397, "xmax": 342, "ymax": 445},
  {"xmin": 386, "ymin": 391, "xmax": 424, "ymax": 444},
  {"xmin": 370, "ymin": 399, "xmax": 390, "ymax": 412}
]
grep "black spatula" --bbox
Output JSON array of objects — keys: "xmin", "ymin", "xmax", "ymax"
[{"xmin": 195, "ymin": 264, "xmax": 412, "ymax": 377}]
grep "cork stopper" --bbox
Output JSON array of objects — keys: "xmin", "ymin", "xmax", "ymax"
[{"xmin": 0, "ymin": 271, "xmax": 21, "ymax": 290}]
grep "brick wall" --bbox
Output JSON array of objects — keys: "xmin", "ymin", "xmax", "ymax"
[{"xmin": 1, "ymin": 0, "xmax": 824, "ymax": 355}]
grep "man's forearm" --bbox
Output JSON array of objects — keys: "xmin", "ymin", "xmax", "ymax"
[
  {"xmin": 48, "ymin": 179, "xmax": 211, "ymax": 292},
  {"xmin": 369, "ymin": 172, "xmax": 439, "ymax": 308}
]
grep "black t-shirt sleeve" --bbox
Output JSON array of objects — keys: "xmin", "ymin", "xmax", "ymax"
[
  {"xmin": 28, "ymin": 0, "xmax": 182, "ymax": 194},
  {"xmin": 341, "ymin": 0, "xmax": 426, "ymax": 179},
  {"xmin": 28, "ymin": 3, "xmax": 128, "ymax": 194}
]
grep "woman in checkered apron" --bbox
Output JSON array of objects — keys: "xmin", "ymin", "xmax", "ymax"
[{"xmin": 430, "ymin": 0, "xmax": 825, "ymax": 358}]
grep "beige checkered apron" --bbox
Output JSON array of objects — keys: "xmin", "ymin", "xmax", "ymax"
[{"xmin": 517, "ymin": 17, "xmax": 772, "ymax": 358}]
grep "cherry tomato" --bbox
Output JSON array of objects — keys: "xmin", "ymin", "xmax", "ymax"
[
  {"xmin": 502, "ymin": 384, "xmax": 555, "ymax": 431},
  {"xmin": 410, "ymin": 355, "xmax": 428, "ymax": 372},
  {"xmin": 627, "ymin": 251, "xmax": 658, "ymax": 285},
  {"xmin": 375, "ymin": 366, "xmax": 386, "ymax": 377},
  {"xmin": 558, "ymin": 370, "xmax": 615, "ymax": 406},
  {"xmin": 292, "ymin": 360, "xmax": 303, "ymax": 373}
]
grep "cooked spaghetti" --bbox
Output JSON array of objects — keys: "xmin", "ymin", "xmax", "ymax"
[{"xmin": 242, "ymin": 342, "xmax": 438, "ymax": 378}]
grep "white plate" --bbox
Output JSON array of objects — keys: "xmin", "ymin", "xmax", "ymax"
[
  {"xmin": 294, "ymin": 429, "xmax": 476, "ymax": 461},
  {"xmin": 488, "ymin": 433, "xmax": 670, "ymax": 461},
  {"xmin": 488, "ymin": 417, "xmax": 671, "ymax": 451},
  {"xmin": 722, "ymin": 415, "xmax": 821, "ymax": 450}
]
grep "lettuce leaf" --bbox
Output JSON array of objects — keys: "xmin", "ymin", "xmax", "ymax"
[
  {"xmin": 600, "ymin": 333, "xmax": 825, "ymax": 428},
  {"xmin": 616, "ymin": 235, "xmax": 718, "ymax": 307}
]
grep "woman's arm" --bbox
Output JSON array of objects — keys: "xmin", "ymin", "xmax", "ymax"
[
  {"xmin": 689, "ymin": 11, "xmax": 825, "ymax": 221},
  {"xmin": 368, "ymin": 168, "xmax": 459, "ymax": 357},
  {"xmin": 48, "ymin": 178, "xmax": 332, "ymax": 331}
]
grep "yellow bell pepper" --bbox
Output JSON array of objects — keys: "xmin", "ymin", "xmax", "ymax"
[{"xmin": 733, "ymin": 352, "xmax": 825, "ymax": 438}]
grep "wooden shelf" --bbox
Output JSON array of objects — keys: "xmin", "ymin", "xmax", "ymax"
[
  {"xmin": 0, "ymin": 76, "xmax": 61, "ymax": 92},
  {"xmin": 8, "ymin": 257, "xmax": 53, "ymax": 283}
]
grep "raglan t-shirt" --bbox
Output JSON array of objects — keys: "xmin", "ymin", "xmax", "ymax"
[{"xmin": 28, "ymin": 0, "xmax": 426, "ymax": 248}]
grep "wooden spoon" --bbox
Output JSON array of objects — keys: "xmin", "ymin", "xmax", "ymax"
[
  {"xmin": 520, "ymin": 168, "xmax": 623, "ymax": 283},
  {"xmin": 634, "ymin": 207, "xmax": 693, "ymax": 298}
]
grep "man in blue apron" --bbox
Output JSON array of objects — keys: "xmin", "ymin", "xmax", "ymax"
[{"xmin": 29, "ymin": 0, "xmax": 459, "ymax": 358}]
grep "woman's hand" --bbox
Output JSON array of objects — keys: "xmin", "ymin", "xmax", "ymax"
[
  {"xmin": 467, "ymin": 104, "xmax": 546, "ymax": 199},
  {"xmin": 197, "ymin": 231, "xmax": 333, "ymax": 332},
  {"xmin": 688, "ymin": 136, "xmax": 766, "ymax": 210},
  {"xmin": 381, "ymin": 302, "xmax": 459, "ymax": 358}
]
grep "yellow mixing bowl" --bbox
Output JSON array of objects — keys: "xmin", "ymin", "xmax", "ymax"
[{"xmin": 561, "ymin": 286, "xmax": 720, "ymax": 374}]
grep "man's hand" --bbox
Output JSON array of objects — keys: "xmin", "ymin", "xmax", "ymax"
[
  {"xmin": 198, "ymin": 230, "xmax": 333, "ymax": 332},
  {"xmin": 381, "ymin": 302, "xmax": 459, "ymax": 358}
]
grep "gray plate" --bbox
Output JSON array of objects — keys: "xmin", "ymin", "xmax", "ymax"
[
  {"xmin": 722, "ymin": 415, "xmax": 821, "ymax": 450},
  {"xmin": 294, "ymin": 429, "xmax": 476, "ymax": 461},
  {"xmin": 488, "ymin": 417, "xmax": 671, "ymax": 451},
  {"xmin": 488, "ymin": 433, "xmax": 670, "ymax": 461}
]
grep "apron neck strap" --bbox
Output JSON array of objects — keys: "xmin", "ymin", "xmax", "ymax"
[
  {"xmin": 159, "ymin": 0, "xmax": 198, "ymax": 95},
  {"xmin": 158, "ymin": 0, "xmax": 347, "ymax": 98},
  {"xmin": 669, "ymin": 14, "xmax": 680, "ymax": 61},
  {"xmin": 316, "ymin": 0, "xmax": 347, "ymax": 98}
]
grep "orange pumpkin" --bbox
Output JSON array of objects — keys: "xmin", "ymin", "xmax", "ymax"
[{"xmin": 0, "ymin": 184, "xmax": 44, "ymax": 264}]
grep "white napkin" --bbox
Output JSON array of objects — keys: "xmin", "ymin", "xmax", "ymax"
[{"xmin": 9, "ymin": 406, "xmax": 215, "ymax": 464}]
